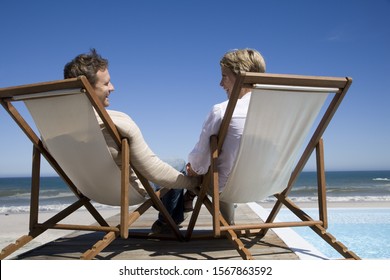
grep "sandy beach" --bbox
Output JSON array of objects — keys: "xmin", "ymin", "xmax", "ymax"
[{"xmin": 1, "ymin": 201, "xmax": 388, "ymax": 260}]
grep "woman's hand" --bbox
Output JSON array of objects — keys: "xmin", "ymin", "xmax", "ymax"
[{"xmin": 186, "ymin": 163, "xmax": 199, "ymax": 177}]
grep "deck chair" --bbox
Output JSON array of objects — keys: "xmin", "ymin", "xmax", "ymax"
[
  {"xmin": 0, "ymin": 76, "xmax": 182, "ymax": 260},
  {"xmin": 185, "ymin": 72, "xmax": 360, "ymax": 260}
]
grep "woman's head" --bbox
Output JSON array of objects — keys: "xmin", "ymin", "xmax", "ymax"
[
  {"xmin": 220, "ymin": 48, "xmax": 266, "ymax": 75},
  {"xmin": 220, "ymin": 48, "xmax": 266, "ymax": 98}
]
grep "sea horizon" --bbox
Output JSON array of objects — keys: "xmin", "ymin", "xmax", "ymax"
[{"xmin": 2, "ymin": 168, "xmax": 390, "ymax": 178}]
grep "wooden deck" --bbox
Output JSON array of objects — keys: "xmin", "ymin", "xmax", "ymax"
[{"xmin": 13, "ymin": 204, "xmax": 300, "ymax": 260}]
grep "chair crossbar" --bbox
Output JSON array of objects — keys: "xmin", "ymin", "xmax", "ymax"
[
  {"xmin": 253, "ymin": 84, "xmax": 339, "ymax": 93},
  {"xmin": 11, "ymin": 88, "xmax": 82, "ymax": 101}
]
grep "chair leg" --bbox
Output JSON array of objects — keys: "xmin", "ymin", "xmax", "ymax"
[
  {"xmin": 210, "ymin": 135, "xmax": 221, "ymax": 237},
  {"xmin": 279, "ymin": 196, "xmax": 360, "ymax": 260},
  {"xmin": 202, "ymin": 197, "xmax": 253, "ymax": 260},
  {"xmin": 0, "ymin": 235, "xmax": 35, "ymax": 260},
  {"xmin": 316, "ymin": 139, "xmax": 328, "ymax": 228},
  {"xmin": 30, "ymin": 146, "xmax": 41, "ymax": 231},
  {"xmin": 0, "ymin": 146, "xmax": 45, "ymax": 260},
  {"xmin": 310, "ymin": 224, "xmax": 360, "ymax": 259},
  {"xmin": 185, "ymin": 186, "xmax": 206, "ymax": 240},
  {"xmin": 120, "ymin": 138, "xmax": 130, "ymax": 239},
  {"xmin": 81, "ymin": 231, "xmax": 119, "ymax": 260}
]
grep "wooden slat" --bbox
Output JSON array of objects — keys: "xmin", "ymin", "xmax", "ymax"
[
  {"xmin": 241, "ymin": 72, "xmax": 350, "ymax": 89},
  {"xmin": 0, "ymin": 78, "xmax": 84, "ymax": 98}
]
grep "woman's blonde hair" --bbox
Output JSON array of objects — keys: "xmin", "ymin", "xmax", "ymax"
[{"xmin": 220, "ymin": 48, "xmax": 266, "ymax": 75}]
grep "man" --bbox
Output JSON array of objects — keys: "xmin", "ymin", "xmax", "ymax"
[{"xmin": 64, "ymin": 48, "xmax": 199, "ymax": 218}]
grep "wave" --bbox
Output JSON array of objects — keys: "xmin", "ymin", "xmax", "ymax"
[
  {"xmin": 0, "ymin": 202, "xmax": 119, "ymax": 214},
  {"xmin": 0, "ymin": 191, "xmax": 75, "ymax": 200},
  {"xmin": 373, "ymin": 178, "xmax": 390, "ymax": 181},
  {"xmin": 38, "ymin": 192, "xmax": 75, "ymax": 200}
]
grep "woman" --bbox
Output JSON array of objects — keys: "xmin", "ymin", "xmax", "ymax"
[{"xmin": 186, "ymin": 48, "xmax": 266, "ymax": 224}]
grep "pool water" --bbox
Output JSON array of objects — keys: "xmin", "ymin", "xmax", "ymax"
[{"xmin": 278, "ymin": 208, "xmax": 390, "ymax": 259}]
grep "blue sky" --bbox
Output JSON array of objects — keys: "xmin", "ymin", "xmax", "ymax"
[{"xmin": 0, "ymin": 0, "xmax": 389, "ymax": 176}]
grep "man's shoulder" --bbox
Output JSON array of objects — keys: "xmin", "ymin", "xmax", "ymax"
[
  {"xmin": 107, "ymin": 109, "xmax": 128, "ymax": 117},
  {"xmin": 106, "ymin": 110, "xmax": 132, "ymax": 121},
  {"xmin": 105, "ymin": 110, "xmax": 138, "ymax": 133}
]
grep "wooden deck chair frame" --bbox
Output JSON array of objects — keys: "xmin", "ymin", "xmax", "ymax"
[
  {"xmin": 185, "ymin": 72, "xmax": 360, "ymax": 260},
  {"xmin": 0, "ymin": 76, "xmax": 182, "ymax": 260}
]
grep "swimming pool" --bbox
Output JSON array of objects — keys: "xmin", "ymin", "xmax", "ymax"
[{"xmin": 278, "ymin": 208, "xmax": 390, "ymax": 259}]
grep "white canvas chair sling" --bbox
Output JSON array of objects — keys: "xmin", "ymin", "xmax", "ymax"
[
  {"xmin": 0, "ymin": 77, "xmax": 181, "ymax": 260},
  {"xmin": 186, "ymin": 72, "xmax": 359, "ymax": 260},
  {"xmin": 220, "ymin": 84, "xmax": 329, "ymax": 203}
]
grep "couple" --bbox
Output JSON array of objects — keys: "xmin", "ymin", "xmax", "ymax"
[{"xmin": 64, "ymin": 48, "xmax": 266, "ymax": 233}]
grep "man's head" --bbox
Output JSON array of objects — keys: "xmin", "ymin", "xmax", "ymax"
[{"xmin": 64, "ymin": 49, "xmax": 114, "ymax": 107}]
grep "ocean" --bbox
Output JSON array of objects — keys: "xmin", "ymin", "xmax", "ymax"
[
  {"xmin": 261, "ymin": 170, "xmax": 390, "ymax": 204},
  {"xmin": 1, "ymin": 170, "xmax": 389, "ymax": 259}
]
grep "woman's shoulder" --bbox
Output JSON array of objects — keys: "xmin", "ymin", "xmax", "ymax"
[{"xmin": 210, "ymin": 99, "xmax": 228, "ymax": 116}]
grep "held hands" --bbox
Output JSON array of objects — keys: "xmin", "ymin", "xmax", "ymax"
[
  {"xmin": 186, "ymin": 163, "xmax": 203, "ymax": 190},
  {"xmin": 186, "ymin": 163, "xmax": 199, "ymax": 177},
  {"xmin": 186, "ymin": 163, "xmax": 202, "ymax": 190}
]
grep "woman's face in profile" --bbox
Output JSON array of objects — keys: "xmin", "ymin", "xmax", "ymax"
[{"xmin": 220, "ymin": 66, "xmax": 236, "ymax": 99}]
